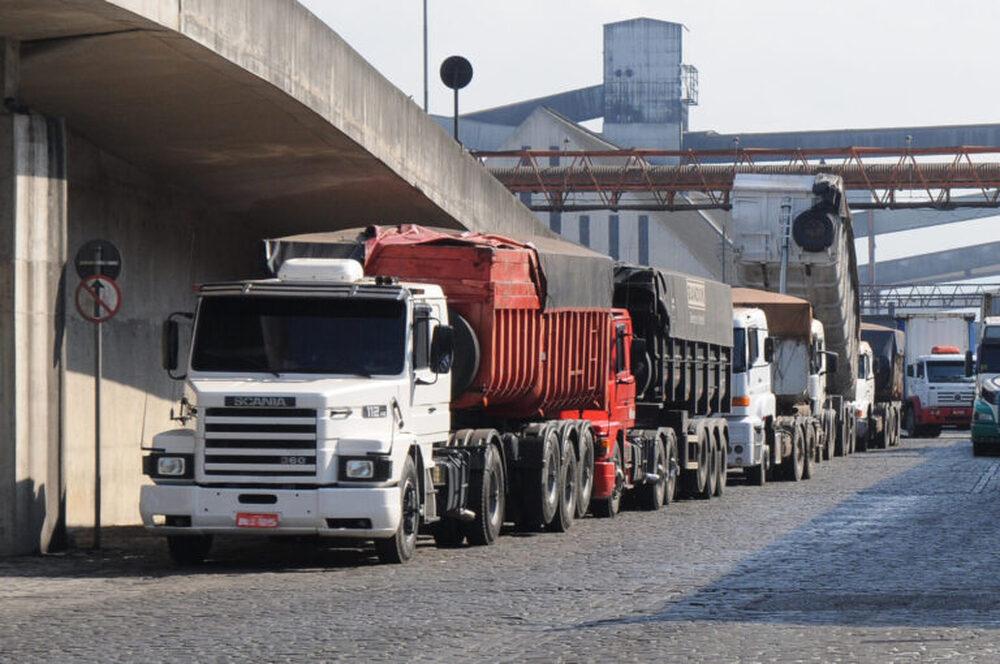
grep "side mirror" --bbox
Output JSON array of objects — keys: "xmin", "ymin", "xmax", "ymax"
[
  {"xmin": 826, "ymin": 352, "xmax": 838, "ymax": 375},
  {"xmin": 162, "ymin": 319, "xmax": 179, "ymax": 372},
  {"xmin": 630, "ymin": 337, "xmax": 651, "ymax": 395},
  {"xmin": 967, "ymin": 349, "xmax": 975, "ymax": 377},
  {"xmin": 162, "ymin": 312, "xmax": 193, "ymax": 379},
  {"xmin": 430, "ymin": 325, "xmax": 454, "ymax": 374},
  {"xmin": 763, "ymin": 337, "xmax": 775, "ymax": 363}
]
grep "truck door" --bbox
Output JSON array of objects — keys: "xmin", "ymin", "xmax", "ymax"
[{"xmin": 410, "ymin": 302, "xmax": 450, "ymax": 440}]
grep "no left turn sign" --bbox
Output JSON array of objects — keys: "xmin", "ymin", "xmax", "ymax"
[{"xmin": 75, "ymin": 275, "xmax": 122, "ymax": 323}]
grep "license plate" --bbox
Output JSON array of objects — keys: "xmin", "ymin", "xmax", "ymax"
[{"xmin": 236, "ymin": 513, "xmax": 279, "ymax": 528}]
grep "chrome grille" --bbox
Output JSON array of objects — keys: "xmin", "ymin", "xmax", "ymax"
[
  {"xmin": 202, "ymin": 407, "xmax": 317, "ymax": 478},
  {"xmin": 935, "ymin": 391, "xmax": 973, "ymax": 405}
]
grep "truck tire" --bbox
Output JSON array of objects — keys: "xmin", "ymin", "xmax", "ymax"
[
  {"xmin": 782, "ymin": 426, "xmax": 804, "ymax": 482},
  {"xmin": 517, "ymin": 425, "xmax": 561, "ymax": 530},
  {"xmin": 574, "ymin": 424, "xmax": 595, "ymax": 519},
  {"xmin": 662, "ymin": 429, "xmax": 679, "ymax": 505},
  {"xmin": 925, "ymin": 425, "xmax": 942, "ymax": 438},
  {"xmin": 591, "ymin": 443, "xmax": 624, "ymax": 518},
  {"xmin": 549, "ymin": 438, "xmax": 577, "ymax": 532},
  {"xmin": 903, "ymin": 408, "xmax": 916, "ymax": 438},
  {"xmin": 747, "ymin": 456, "xmax": 766, "ymax": 486},
  {"xmin": 973, "ymin": 441, "xmax": 985, "ymax": 456},
  {"xmin": 846, "ymin": 412, "xmax": 856, "ymax": 454},
  {"xmin": 637, "ymin": 436, "xmax": 666, "ymax": 510},
  {"xmin": 375, "ymin": 456, "xmax": 420, "ymax": 564},
  {"xmin": 167, "ymin": 535, "xmax": 213, "ymax": 566},
  {"xmin": 835, "ymin": 411, "xmax": 848, "ymax": 457},
  {"xmin": 431, "ymin": 517, "xmax": 465, "ymax": 548},
  {"xmin": 856, "ymin": 416, "xmax": 869, "ymax": 453},
  {"xmin": 699, "ymin": 427, "xmax": 717, "ymax": 500},
  {"xmin": 713, "ymin": 422, "xmax": 728, "ymax": 497},
  {"xmin": 802, "ymin": 424, "xmax": 815, "ymax": 480},
  {"xmin": 823, "ymin": 414, "xmax": 836, "ymax": 461},
  {"xmin": 682, "ymin": 423, "xmax": 710, "ymax": 498},
  {"xmin": 463, "ymin": 443, "xmax": 505, "ymax": 545}
]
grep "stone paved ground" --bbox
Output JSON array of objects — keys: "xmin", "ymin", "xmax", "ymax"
[{"xmin": 3, "ymin": 433, "xmax": 1000, "ymax": 662}]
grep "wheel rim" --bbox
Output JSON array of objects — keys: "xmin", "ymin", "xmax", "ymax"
[
  {"xmin": 654, "ymin": 445, "xmax": 666, "ymax": 503},
  {"xmin": 487, "ymin": 464, "xmax": 502, "ymax": 524},
  {"xmin": 402, "ymin": 477, "xmax": 419, "ymax": 538},
  {"xmin": 563, "ymin": 453, "xmax": 576, "ymax": 507},
  {"xmin": 544, "ymin": 443, "xmax": 560, "ymax": 507}
]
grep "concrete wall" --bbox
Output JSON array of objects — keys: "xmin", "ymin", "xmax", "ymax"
[
  {"xmin": 0, "ymin": 111, "xmax": 67, "ymax": 555},
  {"xmin": 61, "ymin": 132, "xmax": 281, "ymax": 529}
]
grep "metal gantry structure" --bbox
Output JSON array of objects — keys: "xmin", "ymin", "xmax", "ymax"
[
  {"xmin": 861, "ymin": 283, "xmax": 1000, "ymax": 314},
  {"xmin": 478, "ymin": 146, "xmax": 1000, "ymax": 212}
]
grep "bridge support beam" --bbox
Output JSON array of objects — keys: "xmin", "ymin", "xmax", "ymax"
[{"xmin": 0, "ymin": 39, "xmax": 67, "ymax": 555}]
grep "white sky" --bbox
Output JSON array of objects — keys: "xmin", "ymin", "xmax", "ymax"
[
  {"xmin": 300, "ymin": 1, "xmax": 1000, "ymax": 274},
  {"xmin": 301, "ymin": 0, "xmax": 1000, "ymax": 133}
]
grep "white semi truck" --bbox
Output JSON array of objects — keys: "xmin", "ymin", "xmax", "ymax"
[
  {"xmin": 727, "ymin": 173, "xmax": 860, "ymax": 462},
  {"xmin": 727, "ymin": 289, "xmax": 843, "ymax": 482}
]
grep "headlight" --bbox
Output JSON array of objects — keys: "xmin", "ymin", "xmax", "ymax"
[
  {"xmin": 157, "ymin": 456, "xmax": 186, "ymax": 476},
  {"xmin": 345, "ymin": 459, "xmax": 374, "ymax": 479},
  {"xmin": 976, "ymin": 411, "xmax": 995, "ymax": 422},
  {"xmin": 338, "ymin": 456, "xmax": 392, "ymax": 481}
]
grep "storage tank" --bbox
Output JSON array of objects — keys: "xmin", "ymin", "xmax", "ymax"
[{"xmin": 729, "ymin": 173, "xmax": 860, "ymax": 396}]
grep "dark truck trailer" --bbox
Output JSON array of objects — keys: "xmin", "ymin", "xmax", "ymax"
[
  {"xmin": 860, "ymin": 321, "xmax": 905, "ymax": 448},
  {"xmin": 613, "ymin": 264, "xmax": 734, "ymax": 499}
]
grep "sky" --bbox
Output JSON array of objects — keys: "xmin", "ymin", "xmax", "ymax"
[
  {"xmin": 299, "ymin": 1, "xmax": 1000, "ymax": 274},
  {"xmin": 301, "ymin": 0, "xmax": 1000, "ymax": 134}
]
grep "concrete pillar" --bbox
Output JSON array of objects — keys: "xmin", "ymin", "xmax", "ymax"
[{"xmin": 0, "ymin": 39, "xmax": 68, "ymax": 555}]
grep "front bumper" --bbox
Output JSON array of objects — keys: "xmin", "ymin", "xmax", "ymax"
[
  {"xmin": 919, "ymin": 406, "xmax": 972, "ymax": 426},
  {"xmin": 971, "ymin": 421, "xmax": 1000, "ymax": 444},
  {"xmin": 140, "ymin": 484, "xmax": 401, "ymax": 538},
  {"xmin": 725, "ymin": 416, "xmax": 764, "ymax": 468}
]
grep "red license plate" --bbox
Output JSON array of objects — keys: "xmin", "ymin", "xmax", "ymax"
[{"xmin": 236, "ymin": 513, "xmax": 279, "ymax": 528}]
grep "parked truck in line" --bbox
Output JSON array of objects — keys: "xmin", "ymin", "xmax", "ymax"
[
  {"xmin": 883, "ymin": 313, "xmax": 975, "ymax": 437},
  {"xmin": 142, "ymin": 225, "xmax": 732, "ymax": 565},
  {"xmin": 726, "ymin": 289, "xmax": 840, "ymax": 482},
  {"xmin": 727, "ymin": 173, "xmax": 860, "ymax": 461},
  {"xmin": 855, "ymin": 322, "xmax": 905, "ymax": 450},
  {"xmin": 970, "ymin": 295, "xmax": 1000, "ymax": 453}
]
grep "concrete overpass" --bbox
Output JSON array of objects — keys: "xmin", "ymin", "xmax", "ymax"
[{"xmin": 0, "ymin": 0, "xmax": 548, "ymax": 555}]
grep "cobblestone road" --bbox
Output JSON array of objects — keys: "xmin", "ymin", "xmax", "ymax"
[{"xmin": 3, "ymin": 434, "xmax": 1000, "ymax": 662}]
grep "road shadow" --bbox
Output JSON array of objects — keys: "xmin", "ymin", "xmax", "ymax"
[
  {"xmin": 0, "ymin": 526, "xmax": 434, "ymax": 578},
  {"xmin": 565, "ymin": 439, "xmax": 1000, "ymax": 630}
]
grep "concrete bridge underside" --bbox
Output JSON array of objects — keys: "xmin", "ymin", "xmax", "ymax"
[{"xmin": 0, "ymin": 0, "xmax": 547, "ymax": 555}]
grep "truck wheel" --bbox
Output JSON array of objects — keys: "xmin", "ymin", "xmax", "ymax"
[
  {"xmin": 463, "ymin": 444, "xmax": 505, "ymax": 545},
  {"xmin": 375, "ymin": 456, "xmax": 420, "ymax": 564},
  {"xmin": 518, "ymin": 426, "xmax": 562, "ymax": 530},
  {"xmin": 592, "ymin": 443, "xmax": 624, "ymax": 518},
  {"xmin": 166, "ymin": 535, "xmax": 212, "ymax": 566},
  {"xmin": 638, "ymin": 437, "xmax": 666, "ymax": 510},
  {"xmin": 747, "ymin": 456, "xmax": 766, "ymax": 486},
  {"xmin": 802, "ymin": 425, "xmax": 815, "ymax": 480},
  {"xmin": 846, "ymin": 413, "xmax": 856, "ymax": 454},
  {"xmin": 431, "ymin": 517, "xmax": 465, "ymax": 548},
  {"xmin": 824, "ymin": 414, "xmax": 835, "ymax": 460},
  {"xmin": 925, "ymin": 425, "xmax": 942, "ymax": 438},
  {"xmin": 714, "ymin": 423, "xmax": 728, "ymax": 497},
  {"xmin": 903, "ymin": 408, "xmax": 916, "ymax": 438},
  {"xmin": 973, "ymin": 441, "xmax": 985, "ymax": 456},
  {"xmin": 856, "ymin": 416, "xmax": 869, "ymax": 452},
  {"xmin": 574, "ymin": 424, "xmax": 594, "ymax": 519},
  {"xmin": 783, "ymin": 426, "xmax": 804, "ymax": 482},
  {"xmin": 549, "ymin": 439, "xmax": 577, "ymax": 532},
  {"xmin": 835, "ymin": 412, "xmax": 848, "ymax": 457},
  {"xmin": 699, "ymin": 427, "xmax": 717, "ymax": 500},
  {"xmin": 662, "ymin": 429, "xmax": 679, "ymax": 505}
]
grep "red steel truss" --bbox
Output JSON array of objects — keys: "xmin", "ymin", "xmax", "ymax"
[{"xmin": 477, "ymin": 146, "xmax": 1000, "ymax": 211}]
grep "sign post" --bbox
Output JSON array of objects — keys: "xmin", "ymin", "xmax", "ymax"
[{"xmin": 74, "ymin": 240, "xmax": 122, "ymax": 550}]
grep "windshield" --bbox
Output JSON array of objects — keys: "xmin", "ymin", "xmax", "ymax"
[
  {"xmin": 733, "ymin": 328, "xmax": 746, "ymax": 373},
  {"xmin": 191, "ymin": 295, "xmax": 406, "ymax": 375},
  {"xmin": 925, "ymin": 360, "xmax": 971, "ymax": 383},
  {"xmin": 979, "ymin": 344, "xmax": 1000, "ymax": 374}
]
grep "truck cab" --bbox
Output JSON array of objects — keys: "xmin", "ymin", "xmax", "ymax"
[
  {"xmin": 854, "ymin": 341, "xmax": 875, "ymax": 448},
  {"xmin": 971, "ymin": 316, "xmax": 1000, "ymax": 453},
  {"xmin": 727, "ymin": 307, "xmax": 775, "ymax": 484},
  {"xmin": 141, "ymin": 258, "xmax": 454, "ymax": 564},
  {"xmin": 904, "ymin": 346, "xmax": 974, "ymax": 437}
]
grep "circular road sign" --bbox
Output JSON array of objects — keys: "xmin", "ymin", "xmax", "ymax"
[
  {"xmin": 75, "ymin": 239, "xmax": 122, "ymax": 280},
  {"xmin": 75, "ymin": 275, "xmax": 122, "ymax": 323},
  {"xmin": 440, "ymin": 55, "xmax": 473, "ymax": 90}
]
